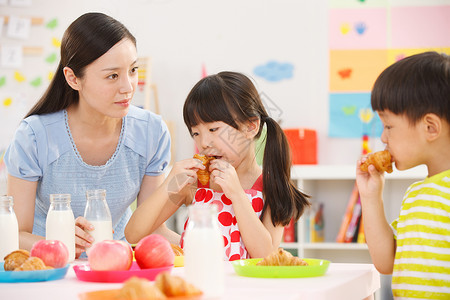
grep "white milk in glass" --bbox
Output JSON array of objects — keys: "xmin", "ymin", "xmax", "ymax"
[
  {"xmin": 86, "ymin": 220, "xmax": 113, "ymax": 255},
  {"xmin": 0, "ymin": 214, "xmax": 19, "ymax": 260},
  {"xmin": 46, "ymin": 196, "xmax": 76, "ymax": 262},
  {"xmin": 84, "ymin": 189, "xmax": 113, "ymax": 256},
  {"xmin": 184, "ymin": 205, "xmax": 224, "ymax": 298}
]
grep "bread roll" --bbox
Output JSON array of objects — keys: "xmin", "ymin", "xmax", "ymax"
[
  {"xmin": 3, "ymin": 249, "xmax": 30, "ymax": 271},
  {"xmin": 193, "ymin": 154, "xmax": 214, "ymax": 185},
  {"xmin": 360, "ymin": 150, "xmax": 393, "ymax": 173},
  {"xmin": 256, "ymin": 248, "xmax": 308, "ymax": 266}
]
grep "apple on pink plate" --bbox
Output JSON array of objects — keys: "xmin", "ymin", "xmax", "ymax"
[
  {"xmin": 30, "ymin": 240, "xmax": 69, "ymax": 268},
  {"xmin": 134, "ymin": 234, "xmax": 174, "ymax": 269},
  {"xmin": 88, "ymin": 240, "xmax": 133, "ymax": 271}
]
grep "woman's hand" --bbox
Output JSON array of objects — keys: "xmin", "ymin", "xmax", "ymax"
[
  {"xmin": 74, "ymin": 216, "xmax": 94, "ymax": 258},
  {"xmin": 210, "ymin": 159, "xmax": 245, "ymax": 201},
  {"xmin": 164, "ymin": 158, "xmax": 204, "ymax": 206}
]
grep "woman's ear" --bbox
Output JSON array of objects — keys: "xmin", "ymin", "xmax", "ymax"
[
  {"xmin": 245, "ymin": 117, "xmax": 261, "ymax": 139},
  {"xmin": 423, "ymin": 113, "xmax": 441, "ymax": 141},
  {"xmin": 63, "ymin": 67, "xmax": 80, "ymax": 90}
]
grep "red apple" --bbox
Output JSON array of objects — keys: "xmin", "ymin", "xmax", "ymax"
[
  {"xmin": 30, "ymin": 240, "xmax": 69, "ymax": 268},
  {"xmin": 88, "ymin": 240, "xmax": 132, "ymax": 271},
  {"xmin": 135, "ymin": 234, "xmax": 174, "ymax": 269}
]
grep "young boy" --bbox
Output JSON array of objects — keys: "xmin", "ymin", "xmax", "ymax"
[{"xmin": 356, "ymin": 51, "xmax": 450, "ymax": 299}]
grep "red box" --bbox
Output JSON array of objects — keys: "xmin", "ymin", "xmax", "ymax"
[{"xmin": 283, "ymin": 128, "xmax": 317, "ymax": 165}]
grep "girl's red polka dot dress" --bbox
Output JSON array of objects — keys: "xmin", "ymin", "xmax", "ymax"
[{"xmin": 180, "ymin": 175, "xmax": 264, "ymax": 261}]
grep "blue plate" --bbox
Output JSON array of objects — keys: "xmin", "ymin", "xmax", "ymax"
[{"xmin": 0, "ymin": 262, "xmax": 70, "ymax": 283}]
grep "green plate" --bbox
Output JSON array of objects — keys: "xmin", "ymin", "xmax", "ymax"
[{"xmin": 232, "ymin": 258, "xmax": 330, "ymax": 278}]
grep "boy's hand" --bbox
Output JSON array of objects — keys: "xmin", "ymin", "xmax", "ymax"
[
  {"xmin": 210, "ymin": 159, "xmax": 246, "ymax": 201},
  {"xmin": 356, "ymin": 158, "xmax": 385, "ymax": 201}
]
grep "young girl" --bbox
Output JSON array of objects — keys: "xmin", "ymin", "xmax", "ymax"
[{"xmin": 126, "ymin": 71, "xmax": 309, "ymax": 260}]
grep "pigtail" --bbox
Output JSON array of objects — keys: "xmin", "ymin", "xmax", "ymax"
[{"xmin": 261, "ymin": 117, "xmax": 310, "ymax": 226}]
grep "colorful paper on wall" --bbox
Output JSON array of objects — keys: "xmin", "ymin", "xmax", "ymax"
[
  {"xmin": 391, "ymin": 0, "xmax": 450, "ymax": 6},
  {"xmin": 253, "ymin": 61, "xmax": 294, "ymax": 82},
  {"xmin": 329, "ymin": 50, "xmax": 388, "ymax": 92},
  {"xmin": 13, "ymin": 71, "xmax": 26, "ymax": 82},
  {"xmin": 329, "ymin": 93, "xmax": 383, "ymax": 138},
  {"xmin": 329, "ymin": 0, "xmax": 389, "ymax": 8},
  {"xmin": 1, "ymin": 45, "xmax": 23, "ymax": 68},
  {"xmin": 387, "ymin": 47, "xmax": 450, "ymax": 65},
  {"xmin": 52, "ymin": 37, "xmax": 61, "ymax": 48},
  {"xmin": 6, "ymin": 15, "xmax": 31, "ymax": 40},
  {"xmin": 46, "ymin": 18, "xmax": 58, "ymax": 29},
  {"xmin": 329, "ymin": 8, "xmax": 388, "ymax": 49},
  {"xmin": 328, "ymin": 2, "xmax": 449, "ymax": 138},
  {"xmin": 391, "ymin": 6, "xmax": 450, "ymax": 48}
]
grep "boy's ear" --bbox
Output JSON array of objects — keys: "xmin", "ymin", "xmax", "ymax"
[
  {"xmin": 423, "ymin": 113, "xmax": 441, "ymax": 141},
  {"xmin": 245, "ymin": 117, "xmax": 261, "ymax": 138},
  {"xmin": 63, "ymin": 67, "xmax": 80, "ymax": 91}
]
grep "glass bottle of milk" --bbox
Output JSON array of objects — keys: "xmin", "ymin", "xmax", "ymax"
[
  {"xmin": 84, "ymin": 189, "xmax": 113, "ymax": 256},
  {"xmin": 46, "ymin": 194, "xmax": 75, "ymax": 262},
  {"xmin": 184, "ymin": 205, "xmax": 224, "ymax": 298},
  {"xmin": 0, "ymin": 195, "xmax": 19, "ymax": 262}
]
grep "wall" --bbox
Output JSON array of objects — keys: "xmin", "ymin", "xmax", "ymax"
[{"xmin": 0, "ymin": 0, "xmax": 370, "ymax": 170}]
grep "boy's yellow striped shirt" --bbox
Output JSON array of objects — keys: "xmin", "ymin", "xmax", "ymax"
[{"xmin": 391, "ymin": 169, "xmax": 450, "ymax": 300}]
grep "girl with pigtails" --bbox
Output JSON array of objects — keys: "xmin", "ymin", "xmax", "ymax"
[{"xmin": 126, "ymin": 71, "xmax": 309, "ymax": 260}]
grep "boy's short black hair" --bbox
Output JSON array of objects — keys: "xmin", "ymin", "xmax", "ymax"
[{"xmin": 371, "ymin": 51, "xmax": 450, "ymax": 124}]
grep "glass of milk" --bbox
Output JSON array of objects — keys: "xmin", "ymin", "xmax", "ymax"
[
  {"xmin": 184, "ymin": 204, "xmax": 224, "ymax": 297},
  {"xmin": 46, "ymin": 194, "xmax": 75, "ymax": 262},
  {"xmin": 84, "ymin": 189, "xmax": 113, "ymax": 256},
  {"xmin": 0, "ymin": 195, "xmax": 19, "ymax": 262}
]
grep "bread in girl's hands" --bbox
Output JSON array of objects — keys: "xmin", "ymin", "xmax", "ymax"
[
  {"xmin": 193, "ymin": 154, "xmax": 214, "ymax": 185},
  {"xmin": 360, "ymin": 150, "xmax": 393, "ymax": 173}
]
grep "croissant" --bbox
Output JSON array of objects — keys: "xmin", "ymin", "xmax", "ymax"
[
  {"xmin": 118, "ymin": 276, "xmax": 166, "ymax": 299},
  {"xmin": 256, "ymin": 248, "xmax": 308, "ymax": 266},
  {"xmin": 14, "ymin": 256, "xmax": 49, "ymax": 271},
  {"xmin": 3, "ymin": 249, "xmax": 30, "ymax": 271},
  {"xmin": 360, "ymin": 150, "xmax": 393, "ymax": 173},
  {"xmin": 170, "ymin": 243, "xmax": 184, "ymax": 256},
  {"xmin": 155, "ymin": 272, "xmax": 202, "ymax": 298},
  {"xmin": 193, "ymin": 154, "xmax": 214, "ymax": 185}
]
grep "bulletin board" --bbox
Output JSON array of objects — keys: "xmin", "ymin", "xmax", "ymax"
[
  {"xmin": 0, "ymin": 10, "xmax": 61, "ymax": 149},
  {"xmin": 328, "ymin": 0, "xmax": 450, "ymax": 138}
]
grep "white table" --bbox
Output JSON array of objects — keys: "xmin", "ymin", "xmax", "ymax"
[{"xmin": 1, "ymin": 261, "xmax": 380, "ymax": 300}]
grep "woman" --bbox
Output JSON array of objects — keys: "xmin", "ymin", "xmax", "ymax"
[{"xmin": 4, "ymin": 12, "xmax": 177, "ymax": 258}]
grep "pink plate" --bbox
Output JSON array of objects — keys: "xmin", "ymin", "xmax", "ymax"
[{"xmin": 73, "ymin": 261, "xmax": 173, "ymax": 283}]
